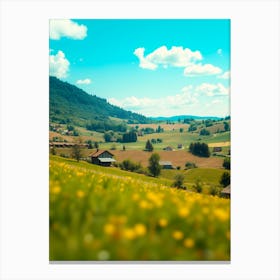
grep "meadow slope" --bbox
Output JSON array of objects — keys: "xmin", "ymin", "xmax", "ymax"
[{"xmin": 50, "ymin": 156, "xmax": 230, "ymax": 261}]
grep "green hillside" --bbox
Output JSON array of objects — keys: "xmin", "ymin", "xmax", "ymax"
[
  {"xmin": 50, "ymin": 156, "xmax": 230, "ymax": 261},
  {"xmin": 49, "ymin": 76, "xmax": 150, "ymax": 127}
]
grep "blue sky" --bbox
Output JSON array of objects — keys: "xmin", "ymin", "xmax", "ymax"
[{"xmin": 49, "ymin": 19, "xmax": 230, "ymax": 117}]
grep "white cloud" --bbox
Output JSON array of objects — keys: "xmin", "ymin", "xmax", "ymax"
[
  {"xmin": 218, "ymin": 71, "xmax": 230, "ymax": 79},
  {"xmin": 49, "ymin": 50, "xmax": 70, "ymax": 78},
  {"xmin": 133, "ymin": 48, "xmax": 157, "ymax": 70},
  {"xmin": 76, "ymin": 78, "xmax": 91, "ymax": 85},
  {"xmin": 133, "ymin": 45, "xmax": 202, "ymax": 70},
  {"xmin": 109, "ymin": 82, "xmax": 230, "ymax": 116},
  {"xmin": 217, "ymin": 48, "xmax": 223, "ymax": 55},
  {"xmin": 50, "ymin": 19, "xmax": 87, "ymax": 40},
  {"xmin": 134, "ymin": 45, "xmax": 224, "ymax": 77},
  {"xmin": 108, "ymin": 86, "xmax": 199, "ymax": 117},
  {"xmin": 109, "ymin": 82, "xmax": 230, "ymax": 117},
  {"xmin": 195, "ymin": 83, "xmax": 229, "ymax": 96},
  {"xmin": 184, "ymin": 63, "xmax": 222, "ymax": 76}
]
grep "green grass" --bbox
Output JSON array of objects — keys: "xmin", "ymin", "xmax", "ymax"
[
  {"xmin": 51, "ymin": 122, "xmax": 230, "ymax": 153},
  {"xmin": 160, "ymin": 168, "xmax": 228, "ymax": 189},
  {"xmin": 97, "ymin": 131, "xmax": 230, "ymax": 152},
  {"xmin": 203, "ymin": 132, "xmax": 230, "ymax": 143},
  {"xmin": 184, "ymin": 168, "xmax": 228, "ymax": 185},
  {"xmin": 50, "ymin": 156, "xmax": 230, "ymax": 261}
]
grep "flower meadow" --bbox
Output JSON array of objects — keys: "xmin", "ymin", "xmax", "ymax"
[{"xmin": 49, "ymin": 156, "xmax": 230, "ymax": 261}]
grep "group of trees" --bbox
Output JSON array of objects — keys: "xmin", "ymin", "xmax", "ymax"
[
  {"xmin": 199, "ymin": 128, "xmax": 210, "ymax": 136},
  {"xmin": 118, "ymin": 153, "xmax": 161, "ymax": 177},
  {"xmin": 86, "ymin": 120, "xmax": 127, "ymax": 133},
  {"xmin": 189, "ymin": 142, "xmax": 210, "ymax": 157},
  {"xmin": 103, "ymin": 130, "xmax": 138, "ymax": 143},
  {"xmin": 122, "ymin": 131, "xmax": 137, "ymax": 143},
  {"xmin": 187, "ymin": 119, "xmax": 230, "ymax": 134},
  {"xmin": 151, "ymin": 138, "xmax": 163, "ymax": 144},
  {"xmin": 86, "ymin": 140, "xmax": 99, "ymax": 149},
  {"xmin": 185, "ymin": 161, "xmax": 197, "ymax": 170},
  {"xmin": 119, "ymin": 159, "xmax": 144, "ymax": 174},
  {"xmin": 188, "ymin": 123, "xmax": 198, "ymax": 132},
  {"xmin": 103, "ymin": 131, "xmax": 122, "ymax": 142}
]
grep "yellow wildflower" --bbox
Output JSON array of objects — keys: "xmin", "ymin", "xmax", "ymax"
[
  {"xmin": 178, "ymin": 207, "xmax": 190, "ymax": 218},
  {"xmin": 76, "ymin": 190, "xmax": 85, "ymax": 198},
  {"xmin": 123, "ymin": 228, "xmax": 136, "ymax": 240},
  {"xmin": 109, "ymin": 215, "xmax": 127, "ymax": 225},
  {"xmin": 213, "ymin": 208, "xmax": 229, "ymax": 221},
  {"xmin": 184, "ymin": 238, "xmax": 195, "ymax": 248},
  {"xmin": 134, "ymin": 224, "xmax": 147, "ymax": 236},
  {"xmin": 139, "ymin": 200, "xmax": 149, "ymax": 209},
  {"xmin": 104, "ymin": 223, "xmax": 116, "ymax": 235},
  {"xmin": 51, "ymin": 186, "xmax": 61, "ymax": 194},
  {"xmin": 172, "ymin": 231, "xmax": 184, "ymax": 240},
  {"xmin": 158, "ymin": 218, "xmax": 168, "ymax": 227}
]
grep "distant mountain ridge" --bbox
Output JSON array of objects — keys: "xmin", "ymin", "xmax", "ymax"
[
  {"xmin": 49, "ymin": 76, "xmax": 150, "ymax": 126},
  {"xmin": 151, "ymin": 115, "xmax": 222, "ymax": 121},
  {"xmin": 49, "ymin": 76, "xmax": 225, "ymax": 127}
]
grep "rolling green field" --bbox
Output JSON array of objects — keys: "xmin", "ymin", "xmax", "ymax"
[
  {"xmin": 96, "ymin": 131, "xmax": 230, "ymax": 151},
  {"xmin": 50, "ymin": 156, "xmax": 230, "ymax": 261},
  {"xmin": 51, "ymin": 123, "xmax": 230, "ymax": 153},
  {"xmin": 161, "ymin": 168, "xmax": 227, "ymax": 185}
]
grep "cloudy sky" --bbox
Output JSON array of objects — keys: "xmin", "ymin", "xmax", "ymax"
[{"xmin": 49, "ymin": 19, "xmax": 230, "ymax": 117}]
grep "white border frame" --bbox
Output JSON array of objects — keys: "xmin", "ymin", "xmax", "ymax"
[{"xmin": 1, "ymin": 0, "xmax": 279, "ymax": 279}]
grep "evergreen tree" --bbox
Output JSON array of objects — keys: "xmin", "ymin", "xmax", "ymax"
[
  {"xmin": 224, "ymin": 122, "xmax": 230, "ymax": 131},
  {"xmin": 94, "ymin": 141, "xmax": 99, "ymax": 149},
  {"xmin": 145, "ymin": 140, "xmax": 154, "ymax": 152},
  {"xmin": 220, "ymin": 172, "xmax": 230, "ymax": 187},
  {"xmin": 148, "ymin": 153, "xmax": 161, "ymax": 177},
  {"xmin": 223, "ymin": 157, "xmax": 230, "ymax": 170}
]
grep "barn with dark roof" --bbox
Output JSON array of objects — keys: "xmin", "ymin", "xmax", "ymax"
[
  {"xmin": 221, "ymin": 185, "xmax": 231, "ymax": 199},
  {"xmin": 89, "ymin": 150, "xmax": 116, "ymax": 166}
]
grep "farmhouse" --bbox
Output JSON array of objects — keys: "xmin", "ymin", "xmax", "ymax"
[
  {"xmin": 213, "ymin": 147, "xmax": 222, "ymax": 152},
  {"xmin": 163, "ymin": 146, "xmax": 174, "ymax": 151},
  {"xmin": 159, "ymin": 161, "xmax": 174, "ymax": 169},
  {"xmin": 89, "ymin": 150, "xmax": 116, "ymax": 167},
  {"xmin": 221, "ymin": 185, "xmax": 230, "ymax": 199}
]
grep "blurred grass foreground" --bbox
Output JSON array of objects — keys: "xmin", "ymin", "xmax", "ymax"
[{"xmin": 49, "ymin": 156, "xmax": 230, "ymax": 261}]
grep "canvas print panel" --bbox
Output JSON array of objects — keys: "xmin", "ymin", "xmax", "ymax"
[{"xmin": 49, "ymin": 19, "xmax": 230, "ymax": 261}]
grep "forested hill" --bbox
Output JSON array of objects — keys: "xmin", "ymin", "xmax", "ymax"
[{"xmin": 49, "ymin": 76, "xmax": 150, "ymax": 126}]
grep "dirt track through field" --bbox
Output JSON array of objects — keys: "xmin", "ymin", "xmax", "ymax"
[
  {"xmin": 208, "ymin": 142, "xmax": 230, "ymax": 147},
  {"xmin": 112, "ymin": 150, "xmax": 223, "ymax": 169}
]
